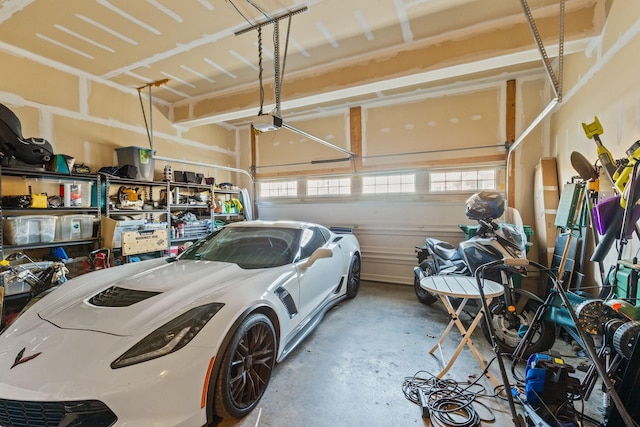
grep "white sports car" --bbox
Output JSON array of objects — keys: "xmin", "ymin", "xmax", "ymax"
[{"xmin": 0, "ymin": 220, "xmax": 361, "ymax": 426}]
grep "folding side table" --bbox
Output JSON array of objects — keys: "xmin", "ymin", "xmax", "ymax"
[{"xmin": 420, "ymin": 274, "xmax": 504, "ymax": 387}]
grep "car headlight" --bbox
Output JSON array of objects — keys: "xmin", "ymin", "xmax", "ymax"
[{"xmin": 111, "ymin": 303, "xmax": 224, "ymax": 369}]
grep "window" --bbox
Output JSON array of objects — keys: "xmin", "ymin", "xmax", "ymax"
[
  {"xmin": 298, "ymin": 227, "xmax": 327, "ymax": 260},
  {"xmin": 259, "ymin": 181, "xmax": 297, "ymax": 198},
  {"xmin": 306, "ymin": 178, "xmax": 351, "ymax": 196},
  {"xmin": 180, "ymin": 226, "xmax": 299, "ymax": 269},
  {"xmin": 362, "ymin": 174, "xmax": 415, "ymax": 194},
  {"xmin": 429, "ymin": 169, "xmax": 496, "ymax": 192}
]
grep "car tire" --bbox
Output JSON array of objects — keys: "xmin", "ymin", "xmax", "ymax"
[
  {"xmin": 414, "ymin": 261, "xmax": 438, "ymax": 305},
  {"xmin": 480, "ymin": 297, "xmax": 556, "ymax": 357},
  {"xmin": 346, "ymin": 253, "xmax": 361, "ymax": 299},
  {"xmin": 215, "ymin": 313, "xmax": 277, "ymax": 419}
]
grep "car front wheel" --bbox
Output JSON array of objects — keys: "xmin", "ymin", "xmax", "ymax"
[{"xmin": 215, "ymin": 313, "xmax": 277, "ymax": 418}]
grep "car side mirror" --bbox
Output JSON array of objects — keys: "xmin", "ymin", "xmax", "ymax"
[{"xmin": 303, "ymin": 248, "xmax": 333, "ymax": 269}]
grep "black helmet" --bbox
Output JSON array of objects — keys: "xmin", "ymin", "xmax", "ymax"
[{"xmin": 465, "ymin": 191, "xmax": 505, "ymax": 220}]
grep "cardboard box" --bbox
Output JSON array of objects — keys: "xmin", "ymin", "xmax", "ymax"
[
  {"xmin": 101, "ymin": 217, "xmax": 146, "ymax": 249},
  {"xmin": 122, "ymin": 229, "xmax": 168, "ymax": 256}
]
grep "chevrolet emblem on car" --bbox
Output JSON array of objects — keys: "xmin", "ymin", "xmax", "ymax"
[{"xmin": 11, "ymin": 348, "xmax": 42, "ymax": 369}]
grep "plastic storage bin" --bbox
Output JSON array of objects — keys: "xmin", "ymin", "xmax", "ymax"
[
  {"xmin": 55, "ymin": 214, "xmax": 97, "ymax": 241},
  {"xmin": 81, "ymin": 182, "xmax": 94, "ymax": 207},
  {"xmin": 0, "ymin": 261, "xmax": 52, "ymax": 296},
  {"xmin": 3, "ymin": 215, "xmax": 57, "ymax": 245},
  {"xmin": 0, "ymin": 269, "xmax": 30, "ymax": 295},
  {"xmin": 116, "ymin": 146, "xmax": 154, "ymax": 181}
]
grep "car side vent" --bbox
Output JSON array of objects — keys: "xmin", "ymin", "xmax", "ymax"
[
  {"xmin": 89, "ymin": 286, "xmax": 162, "ymax": 307},
  {"xmin": 332, "ymin": 236, "xmax": 344, "ymax": 242},
  {"xmin": 275, "ymin": 287, "xmax": 298, "ymax": 319}
]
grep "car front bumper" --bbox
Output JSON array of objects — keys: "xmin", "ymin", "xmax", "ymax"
[{"xmin": 0, "ymin": 320, "xmax": 218, "ymax": 426}]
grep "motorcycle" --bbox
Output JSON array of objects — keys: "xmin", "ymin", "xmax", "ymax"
[
  {"xmin": 413, "ymin": 191, "xmax": 556, "ymax": 356},
  {"xmin": 0, "ymin": 252, "xmax": 68, "ymax": 327}
]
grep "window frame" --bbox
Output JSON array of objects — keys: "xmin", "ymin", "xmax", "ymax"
[
  {"xmin": 259, "ymin": 180, "xmax": 298, "ymax": 198},
  {"xmin": 306, "ymin": 177, "xmax": 352, "ymax": 196},
  {"xmin": 361, "ymin": 173, "xmax": 416, "ymax": 195},
  {"xmin": 428, "ymin": 168, "xmax": 498, "ymax": 193}
]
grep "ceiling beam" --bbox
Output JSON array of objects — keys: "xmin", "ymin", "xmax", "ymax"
[{"xmin": 174, "ymin": 38, "xmax": 593, "ymax": 128}]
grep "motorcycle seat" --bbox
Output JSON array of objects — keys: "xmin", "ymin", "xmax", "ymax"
[{"xmin": 426, "ymin": 238, "xmax": 458, "ymax": 260}]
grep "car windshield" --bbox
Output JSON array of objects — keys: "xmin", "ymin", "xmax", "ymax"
[{"xmin": 179, "ymin": 225, "xmax": 301, "ymax": 269}]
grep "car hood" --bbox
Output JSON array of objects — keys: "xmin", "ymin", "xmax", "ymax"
[{"xmin": 35, "ymin": 259, "xmax": 289, "ymax": 336}]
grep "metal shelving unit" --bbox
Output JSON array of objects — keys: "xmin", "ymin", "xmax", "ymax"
[
  {"xmin": 168, "ymin": 181, "xmax": 214, "ymax": 243},
  {"xmin": 212, "ymin": 187, "xmax": 244, "ymax": 225},
  {"xmin": 102, "ymin": 175, "xmax": 223, "ymax": 252},
  {"xmin": 0, "ymin": 166, "xmax": 101, "ymax": 261},
  {"xmin": 0, "ymin": 166, "xmax": 102, "ymax": 319}
]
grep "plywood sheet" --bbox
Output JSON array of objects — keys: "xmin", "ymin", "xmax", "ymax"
[{"xmin": 534, "ymin": 157, "xmax": 560, "ymax": 266}]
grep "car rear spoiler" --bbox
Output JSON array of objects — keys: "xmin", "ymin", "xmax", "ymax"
[{"xmin": 329, "ymin": 226, "xmax": 353, "ymax": 234}]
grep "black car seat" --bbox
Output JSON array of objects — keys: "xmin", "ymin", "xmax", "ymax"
[{"xmin": 0, "ymin": 103, "xmax": 53, "ymax": 165}]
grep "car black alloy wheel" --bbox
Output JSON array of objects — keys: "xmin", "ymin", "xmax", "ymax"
[
  {"xmin": 346, "ymin": 253, "xmax": 361, "ymax": 299},
  {"xmin": 215, "ymin": 313, "xmax": 276, "ymax": 418}
]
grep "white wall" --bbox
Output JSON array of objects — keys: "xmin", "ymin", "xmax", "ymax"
[{"xmin": 548, "ymin": 1, "xmax": 640, "ymax": 284}]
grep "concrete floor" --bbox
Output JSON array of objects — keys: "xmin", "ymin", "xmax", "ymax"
[{"xmin": 215, "ymin": 281, "xmax": 602, "ymax": 427}]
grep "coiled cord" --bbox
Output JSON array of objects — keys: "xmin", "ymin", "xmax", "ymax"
[{"xmin": 402, "ymin": 369, "xmax": 497, "ymax": 427}]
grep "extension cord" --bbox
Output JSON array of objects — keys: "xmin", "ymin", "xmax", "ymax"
[{"xmin": 418, "ymin": 388, "xmax": 430, "ymax": 418}]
